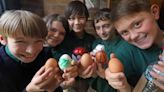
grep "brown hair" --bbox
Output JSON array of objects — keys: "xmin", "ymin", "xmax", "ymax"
[
  {"xmin": 111, "ymin": 0, "xmax": 161, "ymax": 23},
  {"xmin": 64, "ymin": 1, "xmax": 89, "ymax": 19},
  {"xmin": 43, "ymin": 13, "xmax": 70, "ymax": 34},
  {"xmin": 93, "ymin": 8, "xmax": 118, "ymax": 40},
  {"xmin": 0, "ymin": 10, "xmax": 47, "ymax": 39}
]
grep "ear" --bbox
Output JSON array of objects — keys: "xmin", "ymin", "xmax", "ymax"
[
  {"xmin": 0, "ymin": 35, "xmax": 7, "ymax": 45},
  {"xmin": 151, "ymin": 4, "xmax": 160, "ymax": 20}
]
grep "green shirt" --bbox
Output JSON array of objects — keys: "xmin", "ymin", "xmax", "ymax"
[
  {"xmin": 89, "ymin": 36, "xmax": 124, "ymax": 92},
  {"xmin": 115, "ymin": 41, "xmax": 162, "ymax": 87},
  {"xmin": 92, "ymin": 36, "xmax": 124, "ymax": 57}
]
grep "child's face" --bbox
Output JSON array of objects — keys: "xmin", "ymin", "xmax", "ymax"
[
  {"xmin": 46, "ymin": 21, "xmax": 66, "ymax": 47},
  {"xmin": 6, "ymin": 34, "xmax": 44, "ymax": 63},
  {"xmin": 114, "ymin": 11, "xmax": 159, "ymax": 49},
  {"xmin": 68, "ymin": 15, "xmax": 87, "ymax": 33},
  {"xmin": 95, "ymin": 20, "xmax": 113, "ymax": 40}
]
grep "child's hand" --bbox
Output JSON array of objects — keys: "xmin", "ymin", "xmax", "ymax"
[
  {"xmin": 150, "ymin": 61, "xmax": 164, "ymax": 90},
  {"xmin": 60, "ymin": 63, "xmax": 78, "ymax": 88},
  {"xmin": 96, "ymin": 63, "xmax": 105, "ymax": 79},
  {"xmin": 105, "ymin": 68, "xmax": 131, "ymax": 92},
  {"xmin": 62, "ymin": 62, "xmax": 78, "ymax": 79},
  {"xmin": 78, "ymin": 62, "xmax": 97, "ymax": 79},
  {"xmin": 26, "ymin": 66, "xmax": 62, "ymax": 92},
  {"xmin": 60, "ymin": 78, "xmax": 76, "ymax": 89}
]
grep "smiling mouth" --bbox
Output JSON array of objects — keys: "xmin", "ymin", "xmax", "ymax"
[
  {"xmin": 135, "ymin": 34, "xmax": 147, "ymax": 44},
  {"xmin": 20, "ymin": 53, "xmax": 34, "ymax": 58},
  {"xmin": 48, "ymin": 36, "xmax": 56, "ymax": 40},
  {"xmin": 48, "ymin": 37, "xmax": 59, "ymax": 42}
]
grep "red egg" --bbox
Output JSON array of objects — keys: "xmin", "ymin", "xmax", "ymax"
[
  {"xmin": 80, "ymin": 53, "xmax": 93, "ymax": 69},
  {"xmin": 73, "ymin": 47, "xmax": 87, "ymax": 55},
  {"xmin": 95, "ymin": 51, "xmax": 108, "ymax": 64},
  {"xmin": 108, "ymin": 57, "xmax": 124, "ymax": 73}
]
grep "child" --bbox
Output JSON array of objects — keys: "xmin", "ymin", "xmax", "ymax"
[
  {"xmin": 81, "ymin": 8, "xmax": 124, "ymax": 92},
  {"xmin": 63, "ymin": 1, "xmax": 95, "ymax": 92},
  {"xmin": 92, "ymin": 8, "xmax": 122, "ymax": 58},
  {"xmin": 0, "ymin": 10, "xmax": 63, "ymax": 92},
  {"xmin": 64, "ymin": 1, "xmax": 95, "ymax": 53},
  {"xmin": 105, "ymin": 0, "xmax": 164, "ymax": 91},
  {"xmin": 43, "ymin": 13, "xmax": 78, "ymax": 90},
  {"xmin": 43, "ymin": 13, "xmax": 70, "ymax": 60}
]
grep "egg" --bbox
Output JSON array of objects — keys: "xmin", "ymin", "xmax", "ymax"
[
  {"xmin": 73, "ymin": 47, "xmax": 87, "ymax": 55},
  {"xmin": 58, "ymin": 54, "xmax": 72, "ymax": 70},
  {"xmin": 95, "ymin": 51, "xmax": 108, "ymax": 64},
  {"xmin": 108, "ymin": 57, "xmax": 124, "ymax": 73},
  {"xmin": 95, "ymin": 44, "xmax": 105, "ymax": 51},
  {"xmin": 80, "ymin": 53, "xmax": 93, "ymax": 69},
  {"xmin": 42, "ymin": 58, "xmax": 61, "ymax": 87},
  {"xmin": 45, "ymin": 58, "xmax": 58, "ymax": 70}
]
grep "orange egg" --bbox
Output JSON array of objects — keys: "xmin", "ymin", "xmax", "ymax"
[
  {"xmin": 108, "ymin": 57, "xmax": 124, "ymax": 73},
  {"xmin": 80, "ymin": 53, "xmax": 93, "ymax": 69},
  {"xmin": 95, "ymin": 51, "xmax": 108, "ymax": 64},
  {"xmin": 45, "ymin": 58, "xmax": 58, "ymax": 70}
]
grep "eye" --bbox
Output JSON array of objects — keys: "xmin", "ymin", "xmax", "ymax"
[
  {"xmin": 68, "ymin": 17, "xmax": 74, "ymax": 21},
  {"xmin": 102, "ymin": 24, "xmax": 110, "ymax": 29},
  {"xmin": 15, "ymin": 40, "xmax": 25, "ymax": 44},
  {"xmin": 95, "ymin": 26, "xmax": 100, "ymax": 31},
  {"xmin": 50, "ymin": 28, "xmax": 57, "ymax": 32},
  {"xmin": 134, "ymin": 21, "xmax": 141, "ymax": 28},
  {"xmin": 79, "ymin": 17, "xmax": 86, "ymax": 20},
  {"xmin": 119, "ymin": 30, "xmax": 129, "ymax": 36},
  {"xmin": 59, "ymin": 31, "xmax": 66, "ymax": 36},
  {"xmin": 35, "ymin": 39, "xmax": 44, "ymax": 44}
]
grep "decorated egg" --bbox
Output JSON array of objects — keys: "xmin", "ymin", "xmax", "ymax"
[
  {"xmin": 91, "ymin": 44, "xmax": 105, "ymax": 57},
  {"xmin": 95, "ymin": 50, "xmax": 108, "ymax": 64},
  {"xmin": 58, "ymin": 54, "xmax": 72, "ymax": 70},
  {"xmin": 95, "ymin": 44, "xmax": 105, "ymax": 51},
  {"xmin": 108, "ymin": 57, "xmax": 124, "ymax": 73},
  {"xmin": 73, "ymin": 47, "xmax": 87, "ymax": 55}
]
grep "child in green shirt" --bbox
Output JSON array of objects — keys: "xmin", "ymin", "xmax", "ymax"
[{"xmin": 105, "ymin": 0, "xmax": 164, "ymax": 91}]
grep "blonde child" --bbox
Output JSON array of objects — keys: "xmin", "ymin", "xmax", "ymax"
[{"xmin": 0, "ymin": 10, "xmax": 63, "ymax": 92}]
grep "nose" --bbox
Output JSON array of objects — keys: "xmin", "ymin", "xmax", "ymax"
[
  {"xmin": 99, "ymin": 27, "xmax": 104, "ymax": 34},
  {"xmin": 130, "ymin": 31, "xmax": 138, "ymax": 41},
  {"xmin": 74, "ymin": 18, "xmax": 80, "ymax": 24},
  {"xmin": 25, "ymin": 45, "xmax": 35, "ymax": 54},
  {"xmin": 54, "ymin": 32, "xmax": 59, "ymax": 37}
]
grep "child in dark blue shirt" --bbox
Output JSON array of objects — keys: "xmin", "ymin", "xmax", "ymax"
[{"xmin": 0, "ymin": 10, "xmax": 63, "ymax": 92}]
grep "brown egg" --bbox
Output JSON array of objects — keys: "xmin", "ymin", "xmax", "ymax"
[
  {"xmin": 95, "ymin": 51, "xmax": 108, "ymax": 64},
  {"xmin": 42, "ymin": 58, "xmax": 62, "ymax": 87},
  {"xmin": 45, "ymin": 58, "xmax": 58, "ymax": 70},
  {"xmin": 80, "ymin": 53, "xmax": 93, "ymax": 69},
  {"xmin": 108, "ymin": 57, "xmax": 124, "ymax": 73}
]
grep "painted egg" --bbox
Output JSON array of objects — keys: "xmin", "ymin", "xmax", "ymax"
[
  {"xmin": 95, "ymin": 50, "xmax": 108, "ymax": 64},
  {"xmin": 73, "ymin": 47, "xmax": 87, "ymax": 55},
  {"xmin": 59, "ymin": 54, "xmax": 72, "ymax": 70}
]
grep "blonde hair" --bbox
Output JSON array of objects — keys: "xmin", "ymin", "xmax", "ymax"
[{"xmin": 0, "ymin": 10, "xmax": 47, "ymax": 39}]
